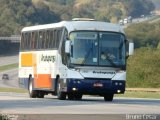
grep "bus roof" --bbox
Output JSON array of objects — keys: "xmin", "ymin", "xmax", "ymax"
[{"xmin": 21, "ymin": 21, "xmax": 124, "ymax": 34}]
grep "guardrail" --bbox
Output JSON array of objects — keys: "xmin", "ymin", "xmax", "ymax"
[
  {"xmin": 126, "ymin": 88, "xmax": 160, "ymax": 93},
  {"xmin": 0, "ymin": 35, "xmax": 20, "ymax": 42}
]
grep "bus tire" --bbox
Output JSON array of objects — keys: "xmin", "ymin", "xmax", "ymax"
[
  {"xmin": 57, "ymin": 79, "xmax": 66, "ymax": 100},
  {"xmin": 68, "ymin": 93, "xmax": 74, "ymax": 100},
  {"xmin": 104, "ymin": 94, "xmax": 114, "ymax": 101},
  {"xmin": 29, "ymin": 79, "xmax": 37, "ymax": 98},
  {"xmin": 37, "ymin": 91, "xmax": 44, "ymax": 98},
  {"xmin": 75, "ymin": 93, "xmax": 82, "ymax": 100}
]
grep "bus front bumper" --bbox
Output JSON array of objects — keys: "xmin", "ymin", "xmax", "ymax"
[{"xmin": 66, "ymin": 79, "xmax": 125, "ymax": 95}]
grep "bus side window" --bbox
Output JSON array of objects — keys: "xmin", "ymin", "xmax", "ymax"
[
  {"xmin": 28, "ymin": 32, "xmax": 31, "ymax": 50},
  {"xmin": 42, "ymin": 31, "xmax": 46, "ymax": 49},
  {"xmin": 45, "ymin": 30, "xmax": 50, "ymax": 49},
  {"xmin": 38, "ymin": 31, "xmax": 43, "ymax": 49},
  {"xmin": 61, "ymin": 29, "xmax": 68, "ymax": 65},
  {"xmin": 51, "ymin": 30, "xmax": 55, "ymax": 49},
  {"xmin": 58, "ymin": 29, "xmax": 62, "ymax": 48},
  {"xmin": 24, "ymin": 33, "xmax": 29, "ymax": 50},
  {"xmin": 31, "ymin": 32, "xmax": 35, "ymax": 49},
  {"xmin": 54, "ymin": 30, "xmax": 57, "ymax": 49},
  {"xmin": 48, "ymin": 30, "xmax": 52, "ymax": 49},
  {"xmin": 35, "ymin": 31, "xmax": 38, "ymax": 49}
]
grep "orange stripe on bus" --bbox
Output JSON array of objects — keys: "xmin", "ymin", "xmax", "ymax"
[
  {"xmin": 21, "ymin": 53, "xmax": 33, "ymax": 67},
  {"xmin": 33, "ymin": 53, "xmax": 38, "ymax": 77},
  {"xmin": 34, "ymin": 74, "xmax": 52, "ymax": 88}
]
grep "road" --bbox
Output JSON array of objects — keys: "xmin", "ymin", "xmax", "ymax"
[
  {"xmin": 0, "ymin": 55, "xmax": 18, "ymax": 66},
  {"xmin": 0, "ymin": 93, "xmax": 159, "ymax": 114},
  {"xmin": 0, "ymin": 55, "xmax": 19, "ymax": 88},
  {"xmin": 0, "ymin": 68, "xmax": 19, "ymax": 88},
  {"xmin": 0, "ymin": 93, "xmax": 160, "ymax": 120}
]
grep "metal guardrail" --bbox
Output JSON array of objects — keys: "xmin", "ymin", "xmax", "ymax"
[
  {"xmin": 0, "ymin": 35, "xmax": 20, "ymax": 42},
  {"xmin": 126, "ymin": 88, "xmax": 160, "ymax": 93}
]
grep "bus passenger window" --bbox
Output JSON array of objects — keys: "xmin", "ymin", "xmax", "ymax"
[
  {"xmin": 34, "ymin": 31, "xmax": 38, "ymax": 49},
  {"xmin": 38, "ymin": 31, "xmax": 43, "ymax": 49},
  {"xmin": 50, "ymin": 30, "xmax": 55, "ymax": 48},
  {"xmin": 45, "ymin": 30, "xmax": 50, "ymax": 49},
  {"xmin": 31, "ymin": 32, "xmax": 35, "ymax": 49}
]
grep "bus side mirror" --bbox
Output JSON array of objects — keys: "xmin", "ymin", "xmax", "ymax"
[
  {"xmin": 129, "ymin": 42, "xmax": 134, "ymax": 55},
  {"xmin": 65, "ymin": 40, "xmax": 71, "ymax": 54}
]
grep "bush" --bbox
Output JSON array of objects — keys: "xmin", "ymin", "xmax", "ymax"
[{"xmin": 127, "ymin": 47, "xmax": 160, "ymax": 88}]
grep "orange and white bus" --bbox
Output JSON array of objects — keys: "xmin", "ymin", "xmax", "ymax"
[{"xmin": 19, "ymin": 18, "xmax": 134, "ymax": 101}]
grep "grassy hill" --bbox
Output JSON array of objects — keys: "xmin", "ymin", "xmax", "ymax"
[
  {"xmin": 0, "ymin": 0, "xmax": 155, "ymax": 36},
  {"xmin": 125, "ymin": 17, "xmax": 160, "ymax": 88},
  {"xmin": 150, "ymin": 0, "xmax": 160, "ymax": 9}
]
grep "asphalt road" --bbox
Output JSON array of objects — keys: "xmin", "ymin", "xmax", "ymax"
[
  {"xmin": 0, "ymin": 68, "xmax": 19, "ymax": 88},
  {"xmin": 0, "ymin": 55, "xmax": 18, "ymax": 66},
  {"xmin": 0, "ymin": 55, "xmax": 19, "ymax": 88},
  {"xmin": 0, "ymin": 93, "xmax": 159, "ymax": 114}
]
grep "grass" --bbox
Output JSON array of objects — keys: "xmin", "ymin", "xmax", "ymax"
[
  {"xmin": 115, "ymin": 91, "xmax": 160, "ymax": 99},
  {"xmin": 0, "ymin": 88, "xmax": 27, "ymax": 93},
  {"xmin": 0, "ymin": 88, "xmax": 159, "ymax": 99},
  {"xmin": 0, "ymin": 63, "xmax": 18, "ymax": 72}
]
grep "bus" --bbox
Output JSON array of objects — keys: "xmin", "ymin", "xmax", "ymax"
[{"xmin": 19, "ymin": 18, "xmax": 134, "ymax": 101}]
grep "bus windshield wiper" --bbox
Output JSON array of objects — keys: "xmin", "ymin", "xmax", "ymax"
[
  {"xmin": 82, "ymin": 47, "xmax": 93, "ymax": 65},
  {"xmin": 105, "ymin": 56, "xmax": 117, "ymax": 67}
]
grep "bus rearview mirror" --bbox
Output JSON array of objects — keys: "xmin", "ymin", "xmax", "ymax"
[
  {"xmin": 65, "ymin": 40, "xmax": 71, "ymax": 54},
  {"xmin": 129, "ymin": 42, "xmax": 134, "ymax": 55}
]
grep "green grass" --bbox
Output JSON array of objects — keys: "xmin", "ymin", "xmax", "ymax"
[
  {"xmin": 0, "ymin": 88, "xmax": 27, "ymax": 93},
  {"xmin": 115, "ymin": 91, "xmax": 160, "ymax": 99},
  {"xmin": 0, "ymin": 88, "xmax": 159, "ymax": 99},
  {"xmin": 0, "ymin": 63, "xmax": 18, "ymax": 72}
]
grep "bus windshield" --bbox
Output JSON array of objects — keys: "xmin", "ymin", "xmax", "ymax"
[{"xmin": 69, "ymin": 31, "xmax": 126, "ymax": 68}]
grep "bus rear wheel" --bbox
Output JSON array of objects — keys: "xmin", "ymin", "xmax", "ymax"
[
  {"xmin": 29, "ymin": 80, "xmax": 37, "ymax": 98},
  {"xmin": 37, "ymin": 91, "xmax": 44, "ymax": 98},
  {"xmin": 104, "ymin": 94, "xmax": 114, "ymax": 101}
]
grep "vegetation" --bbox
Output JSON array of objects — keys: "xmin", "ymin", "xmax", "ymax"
[
  {"xmin": 125, "ymin": 21, "xmax": 160, "ymax": 49},
  {"xmin": 0, "ymin": 63, "xmax": 18, "ymax": 72},
  {"xmin": 116, "ymin": 91, "xmax": 160, "ymax": 99},
  {"xmin": 126, "ymin": 48, "xmax": 160, "ymax": 88},
  {"xmin": 0, "ymin": 87, "xmax": 27, "ymax": 93},
  {"xmin": 0, "ymin": 0, "xmax": 154, "ymax": 36},
  {"xmin": 125, "ymin": 19, "xmax": 160, "ymax": 88}
]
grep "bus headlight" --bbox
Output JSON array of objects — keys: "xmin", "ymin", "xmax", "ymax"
[{"xmin": 72, "ymin": 88, "xmax": 77, "ymax": 91}]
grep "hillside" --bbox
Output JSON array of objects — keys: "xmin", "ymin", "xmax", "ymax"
[
  {"xmin": 0, "ymin": 0, "xmax": 155, "ymax": 36},
  {"xmin": 125, "ymin": 17, "xmax": 160, "ymax": 88},
  {"xmin": 150, "ymin": 0, "xmax": 160, "ymax": 10}
]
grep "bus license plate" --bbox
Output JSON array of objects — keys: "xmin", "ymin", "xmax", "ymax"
[{"xmin": 93, "ymin": 83, "xmax": 103, "ymax": 87}]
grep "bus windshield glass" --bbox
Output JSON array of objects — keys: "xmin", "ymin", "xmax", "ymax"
[{"xmin": 69, "ymin": 31, "xmax": 126, "ymax": 67}]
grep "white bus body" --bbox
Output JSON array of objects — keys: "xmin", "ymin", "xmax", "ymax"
[{"xmin": 19, "ymin": 20, "xmax": 128, "ymax": 101}]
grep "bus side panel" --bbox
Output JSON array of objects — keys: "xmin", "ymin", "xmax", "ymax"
[
  {"xmin": 19, "ymin": 78, "xmax": 29, "ymax": 89},
  {"xmin": 19, "ymin": 52, "xmax": 34, "ymax": 89},
  {"xmin": 34, "ymin": 74, "xmax": 52, "ymax": 88},
  {"xmin": 21, "ymin": 53, "xmax": 33, "ymax": 67}
]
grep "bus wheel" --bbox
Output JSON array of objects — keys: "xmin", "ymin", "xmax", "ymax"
[
  {"xmin": 68, "ymin": 93, "xmax": 74, "ymax": 100},
  {"xmin": 57, "ymin": 80, "xmax": 66, "ymax": 100},
  {"xmin": 75, "ymin": 94, "xmax": 82, "ymax": 100},
  {"xmin": 104, "ymin": 94, "xmax": 114, "ymax": 101},
  {"xmin": 29, "ymin": 80, "xmax": 37, "ymax": 98},
  {"xmin": 37, "ymin": 91, "xmax": 44, "ymax": 98}
]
